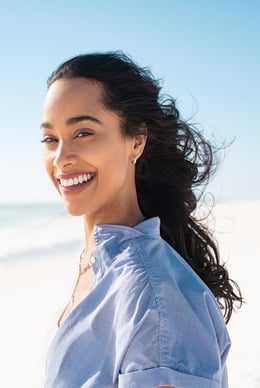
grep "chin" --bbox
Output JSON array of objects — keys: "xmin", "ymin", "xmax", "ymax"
[{"xmin": 62, "ymin": 201, "xmax": 86, "ymax": 217}]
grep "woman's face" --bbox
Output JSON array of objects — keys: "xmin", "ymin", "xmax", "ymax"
[{"xmin": 41, "ymin": 78, "xmax": 144, "ymax": 220}]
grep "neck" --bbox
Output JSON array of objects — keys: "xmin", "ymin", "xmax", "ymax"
[{"xmin": 82, "ymin": 202, "xmax": 144, "ymax": 254}]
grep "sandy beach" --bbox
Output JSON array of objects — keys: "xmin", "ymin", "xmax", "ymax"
[{"xmin": 0, "ymin": 201, "xmax": 259, "ymax": 387}]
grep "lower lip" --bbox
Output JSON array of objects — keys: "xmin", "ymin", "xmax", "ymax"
[{"xmin": 59, "ymin": 178, "xmax": 94, "ymax": 195}]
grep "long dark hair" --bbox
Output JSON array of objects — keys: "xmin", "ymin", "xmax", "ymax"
[{"xmin": 47, "ymin": 51, "xmax": 242, "ymax": 322}]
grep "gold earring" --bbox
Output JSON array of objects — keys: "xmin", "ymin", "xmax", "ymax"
[{"xmin": 132, "ymin": 157, "xmax": 137, "ymax": 165}]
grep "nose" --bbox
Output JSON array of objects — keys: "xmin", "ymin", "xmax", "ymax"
[{"xmin": 53, "ymin": 140, "xmax": 76, "ymax": 169}]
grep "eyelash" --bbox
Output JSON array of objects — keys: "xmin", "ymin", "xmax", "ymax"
[
  {"xmin": 40, "ymin": 137, "xmax": 57, "ymax": 143},
  {"xmin": 74, "ymin": 131, "xmax": 93, "ymax": 138},
  {"xmin": 40, "ymin": 131, "xmax": 93, "ymax": 143}
]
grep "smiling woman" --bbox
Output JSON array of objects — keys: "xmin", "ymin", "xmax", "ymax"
[
  {"xmin": 41, "ymin": 52, "xmax": 242, "ymax": 388},
  {"xmin": 41, "ymin": 78, "xmax": 143, "ymax": 221}
]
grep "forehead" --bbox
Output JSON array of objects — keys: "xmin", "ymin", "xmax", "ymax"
[
  {"xmin": 44, "ymin": 78, "xmax": 104, "ymax": 110},
  {"xmin": 42, "ymin": 78, "xmax": 122, "ymax": 129}
]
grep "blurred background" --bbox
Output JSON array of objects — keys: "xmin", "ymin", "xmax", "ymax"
[{"xmin": 0, "ymin": 1, "xmax": 259, "ymax": 387}]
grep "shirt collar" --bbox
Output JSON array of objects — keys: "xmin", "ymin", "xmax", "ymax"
[
  {"xmin": 93, "ymin": 216, "xmax": 160, "ymax": 246},
  {"xmin": 90, "ymin": 217, "xmax": 161, "ymax": 276}
]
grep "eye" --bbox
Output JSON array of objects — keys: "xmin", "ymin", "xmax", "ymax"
[
  {"xmin": 75, "ymin": 130, "xmax": 93, "ymax": 138},
  {"xmin": 40, "ymin": 136, "xmax": 58, "ymax": 143}
]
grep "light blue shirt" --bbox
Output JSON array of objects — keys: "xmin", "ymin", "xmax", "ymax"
[{"xmin": 45, "ymin": 217, "xmax": 230, "ymax": 387}]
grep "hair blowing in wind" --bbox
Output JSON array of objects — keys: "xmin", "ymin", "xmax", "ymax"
[{"xmin": 48, "ymin": 51, "xmax": 243, "ymax": 322}]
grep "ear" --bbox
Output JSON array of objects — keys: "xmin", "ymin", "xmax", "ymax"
[
  {"xmin": 133, "ymin": 125, "xmax": 147, "ymax": 155},
  {"xmin": 133, "ymin": 134, "xmax": 146, "ymax": 150},
  {"xmin": 130, "ymin": 132, "xmax": 147, "ymax": 165}
]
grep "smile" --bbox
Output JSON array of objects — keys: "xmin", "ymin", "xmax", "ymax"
[{"xmin": 59, "ymin": 173, "xmax": 95, "ymax": 187}]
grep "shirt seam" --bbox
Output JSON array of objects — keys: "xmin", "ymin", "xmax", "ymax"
[{"xmin": 134, "ymin": 237, "xmax": 166, "ymax": 367}]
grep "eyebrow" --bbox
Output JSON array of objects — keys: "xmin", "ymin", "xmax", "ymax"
[{"xmin": 40, "ymin": 115, "xmax": 102, "ymax": 129}]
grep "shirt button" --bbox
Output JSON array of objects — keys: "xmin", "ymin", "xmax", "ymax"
[{"xmin": 91, "ymin": 255, "xmax": 97, "ymax": 264}]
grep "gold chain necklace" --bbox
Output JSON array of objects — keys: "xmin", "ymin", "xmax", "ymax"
[
  {"xmin": 57, "ymin": 250, "xmax": 91, "ymax": 327},
  {"xmin": 71, "ymin": 250, "xmax": 91, "ymax": 305},
  {"xmin": 79, "ymin": 251, "xmax": 91, "ymax": 275},
  {"xmin": 58, "ymin": 216, "xmax": 146, "ymax": 327}
]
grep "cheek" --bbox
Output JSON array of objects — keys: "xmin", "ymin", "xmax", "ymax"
[
  {"xmin": 43, "ymin": 150, "xmax": 56, "ymax": 182},
  {"xmin": 43, "ymin": 150, "xmax": 51, "ymax": 174},
  {"xmin": 101, "ymin": 146, "xmax": 132, "ymax": 185}
]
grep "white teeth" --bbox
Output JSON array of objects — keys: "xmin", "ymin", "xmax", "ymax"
[{"xmin": 60, "ymin": 173, "xmax": 94, "ymax": 187}]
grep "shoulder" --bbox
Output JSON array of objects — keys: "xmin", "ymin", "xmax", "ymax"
[
  {"xmin": 115, "ymin": 234, "xmax": 230, "ymax": 384},
  {"xmin": 127, "ymin": 234, "xmax": 230, "ymax": 353},
  {"xmin": 115, "ymin": 232, "xmax": 227, "ymax": 331},
  {"xmin": 91, "ymin": 221, "xmax": 230, "ymax": 384}
]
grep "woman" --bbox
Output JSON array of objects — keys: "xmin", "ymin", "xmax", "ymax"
[{"xmin": 41, "ymin": 52, "xmax": 242, "ymax": 387}]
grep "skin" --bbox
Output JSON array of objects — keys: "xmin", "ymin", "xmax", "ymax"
[
  {"xmin": 41, "ymin": 78, "xmax": 146, "ymax": 227},
  {"xmin": 41, "ymin": 78, "xmax": 146, "ymax": 322}
]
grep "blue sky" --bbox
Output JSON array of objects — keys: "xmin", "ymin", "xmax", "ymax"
[{"xmin": 0, "ymin": 0, "xmax": 259, "ymax": 203}]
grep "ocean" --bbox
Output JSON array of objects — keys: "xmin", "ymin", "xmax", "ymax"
[{"xmin": 0, "ymin": 202, "xmax": 83, "ymax": 263}]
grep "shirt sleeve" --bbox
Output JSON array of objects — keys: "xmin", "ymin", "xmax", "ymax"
[
  {"xmin": 116, "ymin": 282, "xmax": 229, "ymax": 388},
  {"xmin": 115, "ymin": 239, "xmax": 230, "ymax": 388},
  {"xmin": 118, "ymin": 366, "xmax": 223, "ymax": 388}
]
